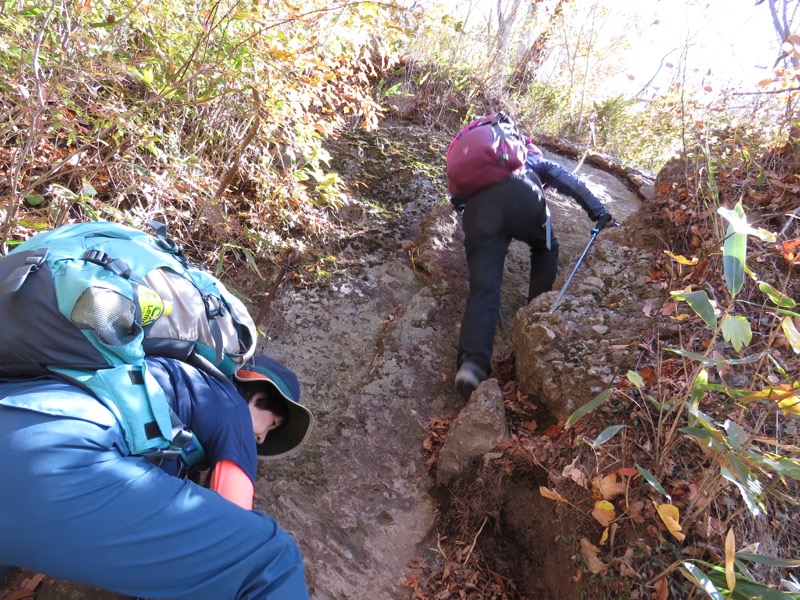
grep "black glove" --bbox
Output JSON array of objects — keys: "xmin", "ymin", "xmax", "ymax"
[
  {"xmin": 450, "ymin": 195, "xmax": 467, "ymax": 211},
  {"xmin": 594, "ymin": 211, "xmax": 614, "ymax": 230}
]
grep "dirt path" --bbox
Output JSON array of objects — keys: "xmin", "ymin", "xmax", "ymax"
[
  {"xmin": 252, "ymin": 125, "xmax": 644, "ymax": 599},
  {"xmin": 0, "ymin": 123, "xmax": 645, "ymax": 600}
]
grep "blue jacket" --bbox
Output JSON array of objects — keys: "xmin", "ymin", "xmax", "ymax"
[
  {"xmin": 146, "ymin": 356, "xmax": 258, "ymax": 482},
  {"xmin": 0, "ymin": 357, "xmax": 258, "ymax": 483}
]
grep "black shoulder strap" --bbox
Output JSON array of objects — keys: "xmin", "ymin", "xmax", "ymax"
[{"xmin": 0, "ymin": 248, "xmax": 49, "ymax": 295}]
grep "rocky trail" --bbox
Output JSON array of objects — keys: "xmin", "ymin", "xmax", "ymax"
[{"xmin": 0, "ymin": 122, "xmax": 649, "ymax": 600}]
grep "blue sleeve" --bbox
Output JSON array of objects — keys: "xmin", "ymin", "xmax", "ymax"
[
  {"xmin": 146, "ymin": 357, "xmax": 258, "ymax": 483},
  {"xmin": 526, "ymin": 155, "xmax": 607, "ymax": 220}
]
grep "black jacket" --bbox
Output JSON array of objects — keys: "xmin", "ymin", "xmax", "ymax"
[
  {"xmin": 525, "ymin": 152, "xmax": 606, "ymax": 221},
  {"xmin": 450, "ymin": 149, "xmax": 608, "ymax": 222}
]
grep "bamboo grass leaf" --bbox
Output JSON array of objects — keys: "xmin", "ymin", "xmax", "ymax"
[
  {"xmin": 719, "ymin": 203, "xmax": 747, "ymax": 297},
  {"xmin": 681, "ymin": 563, "xmax": 726, "ymax": 600},
  {"xmin": 759, "ymin": 282, "xmax": 797, "ymax": 308},
  {"xmin": 564, "ymin": 388, "xmax": 613, "ymax": 429},
  {"xmin": 636, "ymin": 465, "xmax": 671, "ymax": 501},
  {"xmin": 589, "ymin": 424, "xmax": 624, "ymax": 448},
  {"xmin": 672, "ymin": 290, "xmax": 718, "ymax": 328}
]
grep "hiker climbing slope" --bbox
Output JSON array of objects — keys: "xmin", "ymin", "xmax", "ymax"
[
  {"xmin": 446, "ymin": 112, "xmax": 615, "ymax": 401},
  {"xmin": 0, "ymin": 221, "xmax": 315, "ymax": 599},
  {"xmin": 0, "ymin": 353, "xmax": 314, "ymax": 599}
]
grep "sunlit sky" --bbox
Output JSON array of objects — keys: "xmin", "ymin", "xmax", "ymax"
[
  {"xmin": 431, "ymin": 0, "xmax": 785, "ymax": 97},
  {"xmin": 611, "ymin": 0, "xmax": 781, "ymax": 95}
]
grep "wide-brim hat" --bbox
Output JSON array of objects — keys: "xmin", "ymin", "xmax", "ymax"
[{"xmin": 233, "ymin": 355, "xmax": 314, "ymax": 459}]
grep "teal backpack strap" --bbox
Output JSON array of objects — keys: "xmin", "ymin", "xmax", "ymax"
[
  {"xmin": 53, "ymin": 365, "xmax": 173, "ymax": 455},
  {"xmin": 52, "ymin": 365, "xmax": 206, "ymax": 469}
]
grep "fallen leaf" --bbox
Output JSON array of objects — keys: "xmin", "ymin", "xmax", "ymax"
[
  {"xmin": 544, "ymin": 424, "xmax": 561, "ymax": 437},
  {"xmin": 592, "ymin": 500, "xmax": 616, "ymax": 527},
  {"xmin": 561, "ymin": 457, "xmax": 589, "ymax": 487},
  {"xmin": 540, "ymin": 486, "xmax": 568, "ymax": 503},
  {"xmin": 661, "ymin": 301, "xmax": 678, "ymax": 316},
  {"xmin": 565, "ymin": 467, "xmax": 588, "ymax": 488},
  {"xmin": 654, "ymin": 502, "xmax": 686, "ymax": 541},
  {"xmin": 617, "ymin": 549, "xmax": 641, "ymax": 578},
  {"xmin": 580, "ymin": 537, "xmax": 608, "ymax": 575},
  {"xmin": 725, "ymin": 528, "xmax": 736, "ymax": 593},
  {"xmin": 593, "ymin": 472, "xmax": 626, "ymax": 500},
  {"xmin": 482, "ymin": 451, "xmax": 504, "ymax": 463},
  {"xmin": 3, "ymin": 574, "xmax": 45, "ymax": 600},
  {"xmin": 490, "ymin": 571, "xmax": 507, "ymax": 593},
  {"xmin": 624, "ymin": 500, "xmax": 646, "ymax": 524},
  {"xmin": 4, "ymin": 591, "xmax": 36, "ymax": 600},
  {"xmin": 664, "ymin": 251, "xmax": 699, "ymax": 265},
  {"xmin": 599, "ymin": 526, "xmax": 609, "ymax": 545},
  {"xmin": 652, "ymin": 576, "xmax": 669, "ymax": 600}
]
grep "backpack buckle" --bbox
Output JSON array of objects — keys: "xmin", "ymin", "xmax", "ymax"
[
  {"xmin": 203, "ymin": 294, "xmax": 226, "ymax": 319},
  {"xmin": 84, "ymin": 249, "xmax": 132, "ymax": 279},
  {"xmin": 25, "ymin": 250, "xmax": 48, "ymax": 270}
]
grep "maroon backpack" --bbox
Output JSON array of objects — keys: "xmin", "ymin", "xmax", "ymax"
[{"xmin": 445, "ymin": 112, "xmax": 528, "ymax": 198}]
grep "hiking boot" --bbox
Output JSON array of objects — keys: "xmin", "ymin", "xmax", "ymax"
[{"xmin": 454, "ymin": 361, "xmax": 487, "ymax": 401}]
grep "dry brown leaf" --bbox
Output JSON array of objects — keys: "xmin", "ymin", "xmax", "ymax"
[
  {"xmin": 580, "ymin": 537, "xmax": 607, "ymax": 575},
  {"xmin": 592, "ymin": 500, "xmax": 616, "ymax": 527},
  {"xmin": 564, "ymin": 467, "xmax": 588, "ymax": 488},
  {"xmin": 652, "ymin": 576, "xmax": 669, "ymax": 600},
  {"xmin": 3, "ymin": 574, "xmax": 45, "ymax": 600},
  {"xmin": 616, "ymin": 548, "xmax": 641, "ymax": 578},
  {"xmin": 625, "ymin": 500, "xmax": 646, "ymax": 524},
  {"xmin": 661, "ymin": 301, "xmax": 679, "ymax": 316},
  {"xmin": 593, "ymin": 472, "xmax": 626, "ymax": 500},
  {"xmin": 540, "ymin": 486, "xmax": 568, "ymax": 503},
  {"xmin": 4, "ymin": 591, "xmax": 36, "ymax": 600},
  {"xmin": 725, "ymin": 528, "xmax": 736, "ymax": 593}
]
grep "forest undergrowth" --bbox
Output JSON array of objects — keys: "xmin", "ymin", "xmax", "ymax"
[
  {"xmin": 1, "ymin": 1, "xmax": 799, "ymax": 599},
  {"xmin": 409, "ymin": 132, "xmax": 800, "ymax": 600}
]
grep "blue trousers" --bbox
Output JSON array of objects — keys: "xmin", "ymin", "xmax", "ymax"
[
  {"xmin": 458, "ymin": 176, "xmax": 559, "ymax": 376},
  {"xmin": 0, "ymin": 382, "xmax": 308, "ymax": 600}
]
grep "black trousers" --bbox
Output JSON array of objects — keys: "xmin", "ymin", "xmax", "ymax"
[{"xmin": 457, "ymin": 176, "xmax": 559, "ymax": 375}]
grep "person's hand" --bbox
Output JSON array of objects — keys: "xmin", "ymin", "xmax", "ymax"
[
  {"xmin": 595, "ymin": 212, "xmax": 615, "ymax": 230},
  {"xmin": 450, "ymin": 195, "xmax": 467, "ymax": 211}
]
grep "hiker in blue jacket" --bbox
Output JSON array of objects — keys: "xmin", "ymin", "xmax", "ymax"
[
  {"xmin": 450, "ymin": 126, "xmax": 615, "ymax": 401},
  {"xmin": 0, "ymin": 354, "xmax": 314, "ymax": 600}
]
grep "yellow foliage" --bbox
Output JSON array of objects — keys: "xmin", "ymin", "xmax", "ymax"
[{"xmin": 654, "ymin": 502, "xmax": 685, "ymax": 542}]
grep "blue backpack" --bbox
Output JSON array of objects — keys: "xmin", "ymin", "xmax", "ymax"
[{"xmin": 0, "ymin": 221, "xmax": 257, "ymax": 464}]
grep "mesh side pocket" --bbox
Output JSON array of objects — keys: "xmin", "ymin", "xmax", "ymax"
[{"xmin": 71, "ymin": 287, "xmax": 139, "ymax": 346}]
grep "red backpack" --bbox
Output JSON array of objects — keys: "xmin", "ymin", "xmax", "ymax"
[{"xmin": 445, "ymin": 112, "xmax": 528, "ymax": 198}]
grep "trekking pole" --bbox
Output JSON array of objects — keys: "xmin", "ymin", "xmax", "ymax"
[
  {"xmin": 549, "ymin": 221, "xmax": 618, "ymax": 314},
  {"xmin": 253, "ymin": 248, "xmax": 301, "ymax": 329}
]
